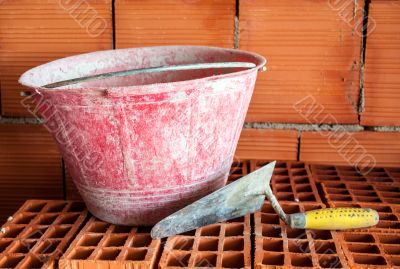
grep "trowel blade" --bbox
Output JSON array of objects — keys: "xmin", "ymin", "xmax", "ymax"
[{"xmin": 151, "ymin": 161, "xmax": 276, "ymax": 238}]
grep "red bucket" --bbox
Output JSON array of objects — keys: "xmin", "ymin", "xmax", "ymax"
[{"xmin": 19, "ymin": 46, "xmax": 266, "ymax": 225}]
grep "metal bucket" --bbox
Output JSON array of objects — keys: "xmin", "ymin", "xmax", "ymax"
[{"xmin": 19, "ymin": 46, "xmax": 266, "ymax": 225}]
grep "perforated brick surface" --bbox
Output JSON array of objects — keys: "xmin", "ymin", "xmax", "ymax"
[
  {"xmin": 227, "ymin": 161, "xmax": 250, "ymax": 183},
  {"xmin": 159, "ymin": 215, "xmax": 251, "ymax": 268},
  {"xmin": 0, "ymin": 200, "xmax": 87, "ymax": 269},
  {"xmin": 254, "ymin": 201, "xmax": 347, "ymax": 269},
  {"xmin": 251, "ymin": 161, "xmax": 322, "ymax": 203},
  {"xmin": 59, "ymin": 217, "xmax": 161, "ymax": 269},
  {"xmin": 336, "ymin": 232, "xmax": 400, "ymax": 268}
]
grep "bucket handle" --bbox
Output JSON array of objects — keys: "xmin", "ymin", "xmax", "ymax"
[{"xmin": 41, "ymin": 62, "xmax": 264, "ymax": 89}]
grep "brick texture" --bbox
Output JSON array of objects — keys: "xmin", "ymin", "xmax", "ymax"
[
  {"xmin": 0, "ymin": 0, "xmax": 112, "ymax": 116},
  {"xmin": 235, "ymin": 129, "xmax": 298, "ymax": 161},
  {"xmin": 300, "ymin": 131, "xmax": 400, "ymax": 167},
  {"xmin": 361, "ymin": 0, "xmax": 400, "ymax": 126},
  {"xmin": 0, "ymin": 125, "xmax": 62, "ymax": 223},
  {"xmin": 115, "ymin": 0, "xmax": 235, "ymax": 49},
  {"xmin": 240, "ymin": 0, "xmax": 363, "ymax": 123}
]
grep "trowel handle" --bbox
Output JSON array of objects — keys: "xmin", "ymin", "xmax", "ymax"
[{"xmin": 288, "ymin": 207, "xmax": 379, "ymax": 230}]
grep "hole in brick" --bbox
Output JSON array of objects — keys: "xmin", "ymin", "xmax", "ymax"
[
  {"xmin": 291, "ymin": 162, "xmax": 305, "ymax": 168},
  {"xmin": 167, "ymin": 252, "xmax": 190, "ymax": 266},
  {"xmin": 37, "ymin": 214, "xmax": 58, "ymax": 225},
  {"xmin": 112, "ymin": 226, "xmax": 132, "ymax": 233},
  {"xmin": 173, "ymin": 238, "xmax": 194, "ymax": 250},
  {"xmin": 87, "ymin": 222, "xmax": 110, "ymax": 233},
  {"xmin": 21, "ymin": 255, "xmax": 44, "ymax": 269},
  {"xmin": 314, "ymin": 241, "xmax": 336, "ymax": 254},
  {"xmin": 67, "ymin": 202, "xmax": 85, "ymax": 212},
  {"xmin": 319, "ymin": 256, "xmax": 342, "ymax": 268},
  {"xmin": 261, "ymin": 204, "xmax": 275, "ymax": 213},
  {"xmin": 180, "ymin": 229, "xmax": 196, "ymax": 236},
  {"xmin": 275, "ymin": 161, "xmax": 287, "ymax": 168},
  {"xmin": 198, "ymin": 238, "xmax": 218, "ymax": 251},
  {"xmin": 3, "ymin": 226, "xmax": 25, "ymax": 238},
  {"xmin": 262, "ymin": 253, "xmax": 284, "ymax": 265},
  {"xmin": 391, "ymin": 256, "xmax": 400, "ymax": 266},
  {"xmin": 296, "ymin": 185, "xmax": 312, "ymax": 192},
  {"xmin": 291, "ymin": 254, "xmax": 313, "ymax": 267},
  {"xmin": 200, "ymin": 225, "xmax": 220, "ymax": 236},
  {"xmin": 371, "ymin": 205, "xmax": 392, "ymax": 213},
  {"xmin": 125, "ymin": 248, "xmax": 147, "ymax": 261},
  {"xmin": 283, "ymin": 204, "xmax": 301, "ymax": 214},
  {"xmin": 47, "ymin": 226, "xmax": 71, "ymax": 238},
  {"xmin": 228, "ymin": 216, "xmax": 245, "ymax": 223},
  {"xmin": 353, "ymin": 255, "xmax": 386, "ymax": 265},
  {"xmin": 194, "ymin": 253, "xmax": 217, "ymax": 267},
  {"xmin": 36, "ymin": 240, "xmax": 61, "ymax": 254},
  {"xmin": 261, "ymin": 213, "xmax": 280, "ymax": 224},
  {"xmin": 131, "ymin": 234, "xmax": 152, "ymax": 247},
  {"xmin": 0, "ymin": 240, "xmax": 12, "ymax": 252},
  {"xmin": 327, "ymin": 188, "xmax": 350, "ymax": 195},
  {"xmin": 286, "ymin": 228, "xmax": 306, "ymax": 239},
  {"xmin": 378, "ymin": 234, "xmax": 400, "ymax": 244},
  {"xmin": 13, "ymin": 213, "xmax": 36, "ymax": 224},
  {"xmin": 0, "ymin": 256, "xmax": 24, "ymax": 268},
  {"xmin": 288, "ymin": 240, "xmax": 309, "ymax": 253},
  {"xmin": 15, "ymin": 240, "xmax": 39, "ymax": 253},
  {"xmin": 56, "ymin": 213, "xmax": 80, "ymax": 224},
  {"xmin": 104, "ymin": 235, "xmax": 128, "ymax": 247},
  {"xmin": 356, "ymin": 196, "xmax": 381, "ymax": 203},
  {"xmin": 97, "ymin": 248, "xmax": 121, "ymax": 260},
  {"xmin": 298, "ymin": 193, "xmax": 316, "ymax": 202},
  {"xmin": 292, "ymin": 169, "xmax": 307, "ymax": 176},
  {"xmin": 78, "ymin": 234, "xmax": 103, "ymax": 247},
  {"xmin": 383, "ymin": 245, "xmax": 400, "ymax": 255},
  {"xmin": 23, "ymin": 227, "xmax": 47, "ymax": 239},
  {"xmin": 222, "ymin": 253, "xmax": 244, "ymax": 268},
  {"xmin": 275, "ymin": 170, "xmax": 288, "ymax": 176},
  {"xmin": 378, "ymin": 214, "xmax": 397, "ymax": 221},
  {"xmin": 344, "ymin": 233, "xmax": 374, "ymax": 243},
  {"xmin": 25, "ymin": 202, "xmax": 46, "ymax": 212},
  {"xmin": 45, "ymin": 202, "xmax": 67, "ymax": 212},
  {"xmin": 318, "ymin": 175, "xmax": 341, "ymax": 181},
  {"xmin": 329, "ymin": 194, "xmax": 352, "ymax": 201},
  {"xmin": 277, "ymin": 193, "xmax": 294, "ymax": 201},
  {"xmin": 275, "ymin": 184, "xmax": 292, "ymax": 192},
  {"xmin": 136, "ymin": 226, "xmax": 152, "ymax": 233},
  {"xmin": 311, "ymin": 230, "xmax": 332, "ymax": 240},
  {"xmin": 262, "ymin": 239, "xmax": 283, "ymax": 252},
  {"xmin": 274, "ymin": 176, "xmax": 290, "ymax": 184},
  {"xmin": 377, "ymin": 221, "xmax": 400, "ymax": 229},
  {"xmin": 294, "ymin": 176, "xmax": 309, "ymax": 184},
  {"xmin": 348, "ymin": 243, "xmax": 380, "ymax": 254},
  {"xmin": 223, "ymin": 238, "xmax": 244, "ymax": 251},
  {"xmin": 69, "ymin": 248, "xmax": 94, "ymax": 259},
  {"xmin": 262, "ymin": 225, "xmax": 281, "ymax": 238},
  {"xmin": 225, "ymin": 224, "xmax": 244, "ymax": 236}
]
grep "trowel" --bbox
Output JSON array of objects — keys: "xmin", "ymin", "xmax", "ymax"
[{"xmin": 151, "ymin": 161, "xmax": 379, "ymax": 238}]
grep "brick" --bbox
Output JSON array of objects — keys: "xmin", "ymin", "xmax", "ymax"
[
  {"xmin": 300, "ymin": 131, "xmax": 400, "ymax": 167},
  {"xmin": 0, "ymin": 200, "xmax": 87, "ymax": 269},
  {"xmin": 240, "ymin": 0, "xmax": 362, "ymax": 123},
  {"xmin": 0, "ymin": 0, "xmax": 112, "ymax": 116},
  {"xmin": 321, "ymin": 181, "xmax": 400, "ymax": 204},
  {"xmin": 310, "ymin": 164, "xmax": 400, "ymax": 183},
  {"xmin": 251, "ymin": 161, "xmax": 322, "ymax": 203},
  {"xmin": 115, "ymin": 0, "xmax": 235, "ymax": 49},
  {"xmin": 336, "ymin": 231, "xmax": 400, "ymax": 267},
  {"xmin": 59, "ymin": 217, "xmax": 161, "ymax": 269},
  {"xmin": 361, "ymin": 0, "xmax": 400, "ymax": 126},
  {"xmin": 254, "ymin": 201, "xmax": 347, "ymax": 268},
  {"xmin": 328, "ymin": 201, "xmax": 400, "ymax": 233},
  {"xmin": 159, "ymin": 215, "xmax": 251, "ymax": 268},
  {"xmin": 0, "ymin": 124, "xmax": 62, "ymax": 223},
  {"xmin": 227, "ymin": 160, "xmax": 249, "ymax": 184},
  {"xmin": 235, "ymin": 129, "xmax": 298, "ymax": 161}
]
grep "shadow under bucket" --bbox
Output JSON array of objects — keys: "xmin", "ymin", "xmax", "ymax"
[{"xmin": 19, "ymin": 46, "xmax": 266, "ymax": 225}]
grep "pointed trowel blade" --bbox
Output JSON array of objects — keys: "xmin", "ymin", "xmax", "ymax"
[{"xmin": 151, "ymin": 161, "xmax": 276, "ymax": 238}]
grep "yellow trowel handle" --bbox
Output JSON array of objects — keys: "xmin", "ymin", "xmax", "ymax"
[{"xmin": 288, "ymin": 207, "xmax": 379, "ymax": 230}]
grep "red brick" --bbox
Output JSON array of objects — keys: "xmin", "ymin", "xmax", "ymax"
[
  {"xmin": 361, "ymin": 0, "xmax": 400, "ymax": 126},
  {"xmin": 0, "ymin": 200, "xmax": 88, "ymax": 269},
  {"xmin": 0, "ymin": 0, "xmax": 112, "ymax": 116},
  {"xmin": 0, "ymin": 125, "xmax": 62, "ymax": 223},
  {"xmin": 115, "ymin": 0, "xmax": 235, "ymax": 49},
  {"xmin": 240, "ymin": 0, "xmax": 362, "ymax": 123},
  {"xmin": 300, "ymin": 131, "xmax": 400, "ymax": 167},
  {"xmin": 235, "ymin": 129, "xmax": 298, "ymax": 161}
]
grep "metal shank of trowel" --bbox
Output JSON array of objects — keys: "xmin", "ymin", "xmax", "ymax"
[
  {"xmin": 264, "ymin": 185, "xmax": 290, "ymax": 225},
  {"xmin": 43, "ymin": 62, "xmax": 264, "ymax": 89}
]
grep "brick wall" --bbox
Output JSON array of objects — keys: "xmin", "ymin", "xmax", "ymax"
[{"xmin": 0, "ymin": 0, "xmax": 399, "ymax": 220}]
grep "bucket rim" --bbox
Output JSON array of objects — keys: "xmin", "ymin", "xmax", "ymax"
[{"xmin": 18, "ymin": 45, "xmax": 266, "ymax": 93}]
